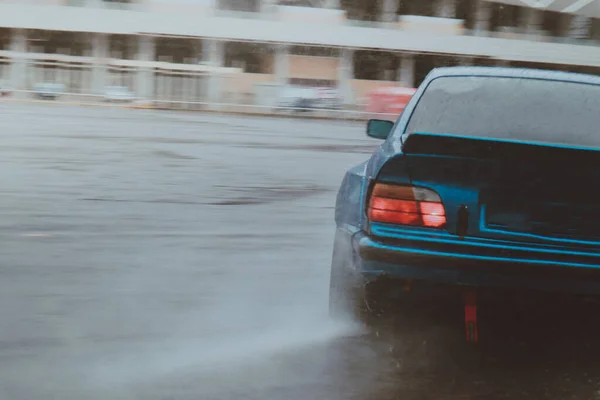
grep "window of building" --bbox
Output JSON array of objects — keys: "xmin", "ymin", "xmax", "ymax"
[
  {"xmin": 541, "ymin": 10, "xmax": 566, "ymax": 37},
  {"xmin": 0, "ymin": 28, "xmax": 10, "ymax": 51},
  {"xmin": 109, "ymin": 34, "xmax": 136, "ymax": 60},
  {"xmin": 217, "ymin": 0, "xmax": 260, "ymax": 12},
  {"xmin": 290, "ymin": 46, "xmax": 339, "ymax": 57},
  {"xmin": 341, "ymin": 0, "xmax": 381, "ymax": 21},
  {"xmin": 456, "ymin": 0, "xmax": 475, "ymax": 29},
  {"xmin": 224, "ymin": 42, "xmax": 268, "ymax": 73},
  {"xmin": 490, "ymin": 3, "xmax": 521, "ymax": 31},
  {"xmin": 591, "ymin": 18, "xmax": 600, "ymax": 40},
  {"xmin": 396, "ymin": 0, "xmax": 435, "ymax": 17},
  {"xmin": 354, "ymin": 50, "xmax": 399, "ymax": 80},
  {"xmin": 155, "ymin": 37, "xmax": 200, "ymax": 64},
  {"xmin": 566, "ymin": 15, "xmax": 592, "ymax": 40},
  {"xmin": 27, "ymin": 30, "xmax": 89, "ymax": 57}
]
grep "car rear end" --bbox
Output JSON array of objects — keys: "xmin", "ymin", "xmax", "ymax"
[
  {"xmin": 348, "ymin": 71, "xmax": 600, "ymax": 339},
  {"xmin": 359, "ymin": 136, "xmax": 600, "ymax": 296}
]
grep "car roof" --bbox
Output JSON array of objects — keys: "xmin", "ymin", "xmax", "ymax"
[{"xmin": 425, "ymin": 66, "xmax": 600, "ymax": 86}]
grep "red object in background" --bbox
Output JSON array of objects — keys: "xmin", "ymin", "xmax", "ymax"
[
  {"xmin": 464, "ymin": 290, "xmax": 479, "ymax": 342},
  {"xmin": 365, "ymin": 86, "xmax": 417, "ymax": 118}
]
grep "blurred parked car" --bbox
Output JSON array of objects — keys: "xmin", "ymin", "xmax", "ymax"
[
  {"xmin": 33, "ymin": 82, "xmax": 65, "ymax": 100},
  {"xmin": 0, "ymin": 80, "xmax": 13, "ymax": 97},
  {"xmin": 365, "ymin": 86, "xmax": 417, "ymax": 118},
  {"xmin": 275, "ymin": 85, "xmax": 318, "ymax": 112},
  {"xmin": 103, "ymin": 86, "xmax": 136, "ymax": 103},
  {"xmin": 315, "ymin": 87, "xmax": 343, "ymax": 110}
]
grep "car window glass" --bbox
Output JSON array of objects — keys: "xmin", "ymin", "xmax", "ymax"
[{"xmin": 404, "ymin": 76, "xmax": 600, "ymax": 147}]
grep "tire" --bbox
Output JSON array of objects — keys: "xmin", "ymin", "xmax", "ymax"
[
  {"xmin": 327, "ymin": 231, "xmax": 471, "ymax": 368},
  {"xmin": 328, "ymin": 231, "xmax": 392, "ymax": 327}
]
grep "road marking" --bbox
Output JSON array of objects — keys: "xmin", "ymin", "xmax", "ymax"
[{"xmin": 21, "ymin": 233, "xmax": 53, "ymax": 238}]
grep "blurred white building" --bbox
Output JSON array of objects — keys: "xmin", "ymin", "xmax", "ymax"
[{"xmin": 0, "ymin": 0, "xmax": 599, "ymax": 106}]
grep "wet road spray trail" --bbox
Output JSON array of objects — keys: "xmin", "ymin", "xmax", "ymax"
[{"xmin": 2, "ymin": 103, "xmax": 600, "ymax": 400}]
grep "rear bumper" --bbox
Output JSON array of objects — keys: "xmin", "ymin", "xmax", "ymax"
[{"xmin": 353, "ymin": 231, "xmax": 600, "ymax": 295}]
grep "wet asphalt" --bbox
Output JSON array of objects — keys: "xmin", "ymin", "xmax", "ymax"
[{"xmin": 2, "ymin": 102, "xmax": 600, "ymax": 400}]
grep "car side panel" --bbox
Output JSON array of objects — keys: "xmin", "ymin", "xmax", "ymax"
[
  {"xmin": 335, "ymin": 161, "xmax": 368, "ymax": 231},
  {"xmin": 353, "ymin": 231, "xmax": 600, "ymax": 295}
]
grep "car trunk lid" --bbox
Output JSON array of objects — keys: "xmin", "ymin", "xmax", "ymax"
[{"xmin": 382, "ymin": 133, "xmax": 600, "ymax": 247}]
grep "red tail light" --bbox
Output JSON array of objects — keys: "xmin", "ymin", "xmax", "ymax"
[{"xmin": 368, "ymin": 183, "xmax": 446, "ymax": 228}]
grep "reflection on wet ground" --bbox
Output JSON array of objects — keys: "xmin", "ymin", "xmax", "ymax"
[
  {"xmin": 1, "ymin": 103, "xmax": 600, "ymax": 400},
  {"xmin": 370, "ymin": 324, "xmax": 600, "ymax": 399}
]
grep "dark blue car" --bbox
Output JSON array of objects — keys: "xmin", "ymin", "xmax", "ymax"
[{"xmin": 329, "ymin": 66, "xmax": 600, "ymax": 342}]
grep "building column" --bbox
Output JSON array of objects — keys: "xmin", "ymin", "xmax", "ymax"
[
  {"xmin": 337, "ymin": 48, "xmax": 354, "ymax": 106},
  {"xmin": 274, "ymin": 43, "xmax": 289, "ymax": 86},
  {"xmin": 203, "ymin": 39, "xmax": 224, "ymax": 106},
  {"xmin": 474, "ymin": 0, "xmax": 491, "ymax": 33},
  {"xmin": 260, "ymin": 0, "xmax": 277, "ymax": 15},
  {"xmin": 567, "ymin": 15, "xmax": 591, "ymax": 39},
  {"xmin": 437, "ymin": 0, "xmax": 456, "ymax": 19},
  {"xmin": 91, "ymin": 33, "xmax": 109, "ymax": 96},
  {"xmin": 398, "ymin": 54, "xmax": 415, "ymax": 88},
  {"xmin": 323, "ymin": 0, "xmax": 340, "ymax": 9},
  {"xmin": 10, "ymin": 28, "xmax": 27, "ymax": 97},
  {"xmin": 522, "ymin": 7, "xmax": 543, "ymax": 35},
  {"xmin": 136, "ymin": 35, "xmax": 155, "ymax": 103},
  {"xmin": 380, "ymin": 0, "xmax": 397, "ymax": 23}
]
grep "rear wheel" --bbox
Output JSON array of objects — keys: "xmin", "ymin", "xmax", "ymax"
[
  {"xmin": 328, "ymin": 231, "xmax": 476, "ymax": 369},
  {"xmin": 329, "ymin": 253, "xmax": 468, "ymax": 370},
  {"xmin": 328, "ymin": 231, "xmax": 393, "ymax": 327}
]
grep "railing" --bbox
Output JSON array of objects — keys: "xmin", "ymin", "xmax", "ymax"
[
  {"xmin": 63, "ymin": 0, "xmax": 136, "ymax": 9},
  {"xmin": 0, "ymin": 88, "xmax": 396, "ymax": 121},
  {"xmin": 462, "ymin": 29, "xmax": 600, "ymax": 48},
  {"xmin": 2, "ymin": 1, "xmax": 599, "ymax": 50},
  {"xmin": 214, "ymin": 9, "xmax": 265, "ymax": 20}
]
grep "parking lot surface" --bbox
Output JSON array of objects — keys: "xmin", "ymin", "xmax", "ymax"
[{"xmin": 2, "ymin": 103, "xmax": 600, "ymax": 400}]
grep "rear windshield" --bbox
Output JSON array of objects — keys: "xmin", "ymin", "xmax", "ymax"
[{"xmin": 404, "ymin": 76, "xmax": 600, "ymax": 147}]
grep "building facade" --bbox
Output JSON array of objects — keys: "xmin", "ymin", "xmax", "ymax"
[{"xmin": 0, "ymin": 0, "xmax": 599, "ymax": 108}]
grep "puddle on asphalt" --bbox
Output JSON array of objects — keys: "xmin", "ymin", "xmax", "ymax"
[{"xmin": 208, "ymin": 184, "xmax": 330, "ymax": 206}]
